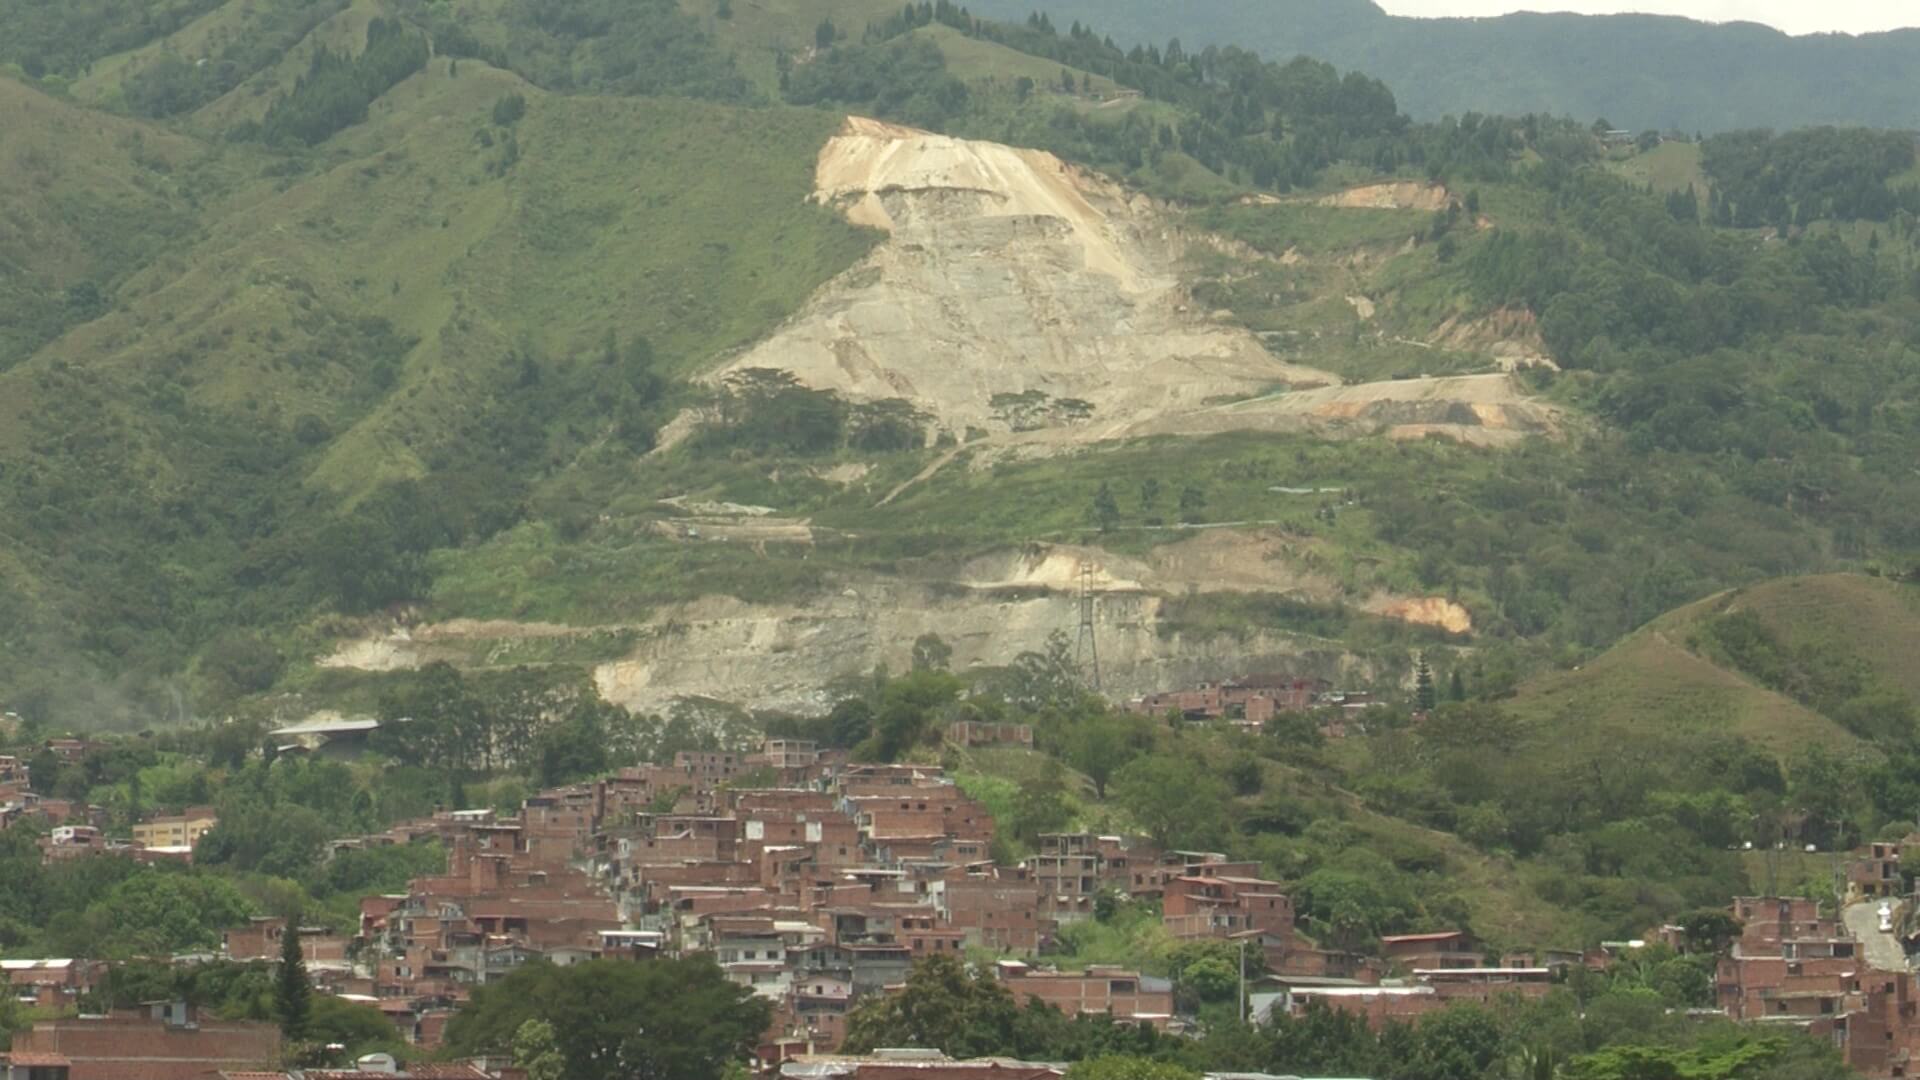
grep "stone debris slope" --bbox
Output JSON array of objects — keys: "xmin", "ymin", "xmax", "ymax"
[
  {"xmin": 712, "ymin": 119, "xmax": 1558, "ymax": 447},
  {"xmin": 715, "ymin": 118, "xmax": 1335, "ymax": 438}
]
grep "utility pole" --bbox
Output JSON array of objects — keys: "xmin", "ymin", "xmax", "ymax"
[
  {"xmin": 1075, "ymin": 562, "xmax": 1101, "ymax": 691},
  {"xmin": 1238, "ymin": 936, "xmax": 1248, "ymax": 1024}
]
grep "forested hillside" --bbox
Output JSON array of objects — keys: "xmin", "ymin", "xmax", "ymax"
[
  {"xmin": 965, "ymin": 0, "xmax": 1920, "ymax": 132},
  {"xmin": 0, "ymin": 0, "xmax": 1918, "ymax": 755}
]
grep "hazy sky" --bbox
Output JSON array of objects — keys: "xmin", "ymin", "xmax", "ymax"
[{"xmin": 1374, "ymin": 1, "xmax": 1917, "ymax": 35}]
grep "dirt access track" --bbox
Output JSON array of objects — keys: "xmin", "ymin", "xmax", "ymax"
[
  {"xmin": 700, "ymin": 118, "xmax": 1557, "ymax": 449},
  {"xmin": 1115, "ymin": 373, "xmax": 1560, "ymax": 447}
]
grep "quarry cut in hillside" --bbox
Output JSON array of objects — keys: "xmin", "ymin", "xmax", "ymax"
[
  {"xmin": 321, "ymin": 533, "xmax": 1462, "ymax": 714},
  {"xmin": 1316, "ymin": 180, "xmax": 1454, "ymax": 211},
  {"xmin": 324, "ymin": 582, "xmax": 1373, "ymax": 716},
  {"xmin": 588, "ymin": 586, "xmax": 1373, "ymax": 715},
  {"xmin": 711, "ymin": 118, "xmax": 1335, "ymax": 438},
  {"xmin": 706, "ymin": 119, "xmax": 1558, "ymax": 446}
]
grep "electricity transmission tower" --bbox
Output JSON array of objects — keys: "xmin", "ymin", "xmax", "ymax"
[{"xmin": 1076, "ymin": 563, "xmax": 1101, "ymax": 691}]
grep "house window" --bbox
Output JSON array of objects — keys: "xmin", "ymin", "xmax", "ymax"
[{"xmin": 1109, "ymin": 980, "xmax": 1135, "ymax": 993}]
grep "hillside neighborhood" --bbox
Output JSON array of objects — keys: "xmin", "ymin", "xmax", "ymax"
[
  {"xmin": 5, "ymin": 725, "xmax": 1920, "ymax": 1078},
  {"xmin": 5, "ymin": 0, "xmax": 1920, "ymax": 1074}
]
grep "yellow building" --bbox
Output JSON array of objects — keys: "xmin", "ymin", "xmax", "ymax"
[{"xmin": 132, "ymin": 809, "xmax": 218, "ymax": 850}]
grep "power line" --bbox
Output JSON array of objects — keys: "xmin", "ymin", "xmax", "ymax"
[{"xmin": 1075, "ymin": 562, "xmax": 1101, "ymax": 692}]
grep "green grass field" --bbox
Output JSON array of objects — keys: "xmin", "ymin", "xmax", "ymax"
[
  {"xmin": 915, "ymin": 23, "xmax": 1121, "ymax": 94},
  {"xmin": 1701, "ymin": 574, "xmax": 1920, "ymax": 703},
  {"xmin": 1606, "ymin": 140, "xmax": 1709, "ymax": 195},
  {"xmin": 1501, "ymin": 573, "xmax": 1920, "ymax": 759},
  {"xmin": 1505, "ymin": 623, "xmax": 1853, "ymax": 756}
]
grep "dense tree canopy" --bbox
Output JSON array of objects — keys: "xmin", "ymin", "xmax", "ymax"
[{"xmin": 442, "ymin": 958, "xmax": 770, "ymax": 1080}]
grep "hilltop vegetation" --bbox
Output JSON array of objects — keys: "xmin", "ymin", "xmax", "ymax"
[
  {"xmin": 966, "ymin": 0, "xmax": 1920, "ymax": 132},
  {"xmin": 0, "ymin": 0, "xmax": 229, "ymax": 80}
]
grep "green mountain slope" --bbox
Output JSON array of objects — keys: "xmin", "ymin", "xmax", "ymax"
[
  {"xmin": 0, "ymin": 78, "xmax": 201, "ymax": 370},
  {"xmin": 0, "ymin": 60, "xmax": 872, "ymax": 722},
  {"xmin": 5, "ymin": 0, "xmax": 1920, "ymax": 732},
  {"xmin": 1507, "ymin": 573, "xmax": 1920, "ymax": 754},
  {"xmin": 1507, "ymin": 605, "xmax": 1855, "ymax": 757},
  {"xmin": 1709, "ymin": 574, "xmax": 1920, "ymax": 705},
  {"xmin": 965, "ymin": 0, "xmax": 1920, "ymax": 132}
]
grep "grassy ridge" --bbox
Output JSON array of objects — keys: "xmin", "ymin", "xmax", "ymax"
[
  {"xmin": 1503, "ymin": 573, "xmax": 1920, "ymax": 757},
  {"xmin": 1707, "ymin": 574, "xmax": 1920, "ymax": 704},
  {"xmin": 15, "ymin": 61, "xmax": 873, "ymax": 495},
  {"xmin": 1506, "ymin": 622, "xmax": 1853, "ymax": 756}
]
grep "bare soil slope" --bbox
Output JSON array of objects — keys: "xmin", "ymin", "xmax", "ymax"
[
  {"xmin": 713, "ymin": 118, "xmax": 1335, "ymax": 437},
  {"xmin": 711, "ymin": 119, "xmax": 1560, "ymax": 448},
  {"xmin": 1121, "ymin": 373, "xmax": 1560, "ymax": 447}
]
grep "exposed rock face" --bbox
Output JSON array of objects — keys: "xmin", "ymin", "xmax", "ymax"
[
  {"xmin": 319, "ymin": 534, "xmax": 1465, "ymax": 714},
  {"xmin": 314, "ymin": 127, "xmax": 1555, "ymax": 711},
  {"xmin": 588, "ymin": 586, "xmax": 1370, "ymax": 716},
  {"xmin": 712, "ymin": 118, "xmax": 1333, "ymax": 438},
  {"xmin": 317, "ymin": 586, "xmax": 1369, "ymax": 716},
  {"xmin": 704, "ymin": 119, "xmax": 1560, "ymax": 449},
  {"xmin": 1367, "ymin": 595, "xmax": 1474, "ymax": 635},
  {"xmin": 1316, "ymin": 180, "xmax": 1453, "ymax": 211}
]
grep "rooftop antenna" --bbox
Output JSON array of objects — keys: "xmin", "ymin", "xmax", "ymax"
[{"xmin": 1076, "ymin": 562, "xmax": 1102, "ymax": 692}]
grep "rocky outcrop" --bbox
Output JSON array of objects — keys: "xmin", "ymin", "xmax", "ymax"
[
  {"xmin": 319, "ymin": 533, "xmax": 1467, "ymax": 714},
  {"xmin": 588, "ymin": 586, "xmax": 1370, "ymax": 715}
]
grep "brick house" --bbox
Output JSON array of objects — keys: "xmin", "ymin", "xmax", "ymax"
[
  {"xmin": 994, "ymin": 961, "xmax": 1174, "ymax": 1027},
  {"xmin": 1848, "ymin": 843, "xmax": 1905, "ymax": 900},
  {"xmin": 1161, "ymin": 865, "xmax": 1293, "ymax": 944},
  {"xmin": 224, "ymin": 918, "xmax": 349, "ymax": 968},
  {"xmin": 2, "ymin": 1004, "xmax": 279, "ymax": 1080},
  {"xmin": 1, "ymin": 960, "xmax": 98, "ymax": 1010},
  {"xmin": 1378, "ymin": 931, "xmax": 1480, "ymax": 971}
]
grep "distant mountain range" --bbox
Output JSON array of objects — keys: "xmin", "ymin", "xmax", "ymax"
[{"xmin": 967, "ymin": 0, "xmax": 1920, "ymax": 131}]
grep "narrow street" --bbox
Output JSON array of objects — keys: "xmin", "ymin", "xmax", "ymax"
[{"xmin": 1844, "ymin": 901, "xmax": 1912, "ymax": 972}]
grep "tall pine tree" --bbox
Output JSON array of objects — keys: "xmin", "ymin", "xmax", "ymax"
[
  {"xmin": 1414, "ymin": 653, "xmax": 1437, "ymax": 713},
  {"xmin": 276, "ymin": 920, "xmax": 312, "ymax": 1042}
]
